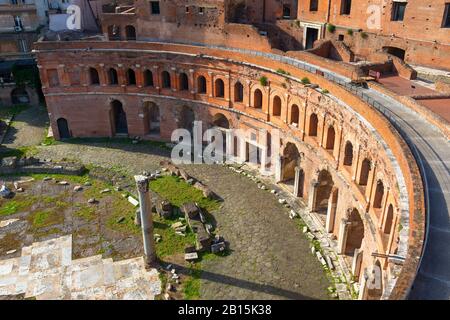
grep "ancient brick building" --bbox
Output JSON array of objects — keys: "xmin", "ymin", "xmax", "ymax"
[{"xmin": 33, "ymin": 0, "xmax": 436, "ymax": 300}]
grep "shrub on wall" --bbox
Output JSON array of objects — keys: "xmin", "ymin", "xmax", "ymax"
[
  {"xmin": 327, "ymin": 24, "xmax": 336, "ymax": 33},
  {"xmin": 360, "ymin": 32, "xmax": 368, "ymax": 39},
  {"xmin": 301, "ymin": 77, "xmax": 311, "ymax": 85},
  {"xmin": 347, "ymin": 29, "xmax": 353, "ymax": 36},
  {"xmin": 259, "ymin": 76, "xmax": 268, "ymax": 86}
]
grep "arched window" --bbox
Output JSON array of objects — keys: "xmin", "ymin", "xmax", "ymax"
[
  {"xmin": 144, "ymin": 70, "xmax": 153, "ymax": 87},
  {"xmin": 108, "ymin": 68, "xmax": 118, "ymax": 85},
  {"xmin": 359, "ymin": 158, "xmax": 371, "ymax": 186},
  {"xmin": 272, "ymin": 96, "xmax": 281, "ymax": 117},
  {"xmin": 197, "ymin": 76, "xmax": 207, "ymax": 94},
  {"xmin": 126, "ymin": 69, "xmax": 136, "ymax": 86},
  {"xmin": 373, "ymin": 180, "xmax": 384, "ymax": 209},
  {"xmin": 253, "ymin": 89, "xmax": 262, "ymax": 108},
  {"xmin": 125, "ymin": 25, "xmax": 136, "ymax": 40},
  {"xmin": 326, "ymin": 126, "xmax": 335, "ymax": 150},
  {"xmin": 89, "ymin": 68, "xmax": 100, "ymax": 85},
  {"xmin": 234, "ymin": 82, "xmax": 243, "ymax": 102},
  {"xmin": 161, "ymin": 71, "xmax": 171, "ymax": 88},
  {"xmin": 179, "ymin": 73, "xmax": 189, "ymax": 91},
  {"xmin": 215, "ymin": 78, "xmax": 225, "ymax": 98},
  {"xmin": 309, "ymin": 113, "xmax": 318, "ymax": 136},
  {"xmin": 383, "ymin": 205, "xmax": 394, "ymax": 234},
  {"xmin": 290, "ymin": 104, "xmax": 299, "ymax": 126},
  {"xmin": 108, "ymin": 25, "xmax": 120, "ymax": 41},
  {"xmin": 344, "ymin": 141, "xmax": 353, "ymax": 166}
]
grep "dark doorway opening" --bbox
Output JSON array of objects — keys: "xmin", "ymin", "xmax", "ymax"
[
  {"xmin": 57, "ymin": 118, "xmax": 71, "ymax": 139},
  {"xmin": 305, "ymin": 27, "xmax": 319, "ymax": 50},
  {"xmin": 111, "ymin": 100, "xmax": 128, "ymax": 135}
]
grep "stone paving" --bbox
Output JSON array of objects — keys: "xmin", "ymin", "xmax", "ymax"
[
  {"xmin": 0, "ymin": 234, "xmax": 161, "ymax": 300},
  {"xmin": 35, "ymin": 142, "xmax": 332, "ymax": 299}
]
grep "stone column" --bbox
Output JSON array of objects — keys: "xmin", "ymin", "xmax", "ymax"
[
  {"xmin": 135, "ymin": 175, "xmax": 157, "ymax": 267},
  {"xmin": 293, "ymin": 166, "xmax": 302, "ymax": 197},
  {"xmin": 307, "ymin": 180, "xmax": 319, "ymax": 211},
  {"xmin": 352, "ymin": 248, "xmax": 363, "ymax": 280},
  {"xmin": 337, "ymin": 218, "xmax": 350, "ymax": 254},
  {"xmin": 275, "ymin": 155, "xmax": 283, "ymax": 183},
  {"xmin": 358, "ymin": 269, "xmax": 368, "ymax": 300},
  {"xmin": 325, "ymin": 187, "xmax": 338, "ymax": 233},
  {"xmin": 225, "ymin": 129, "xmax": 234, "ymax": 163}
]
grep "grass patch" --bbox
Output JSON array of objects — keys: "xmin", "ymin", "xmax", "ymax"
[
  {"xmin": 183, "ymin": 263, "xmax": 202, "ymax": 300},
  {"xmin": 30, "ymin": 209, "xmax": 63, "ymax": 229},
  {"xmin": 150, "ymin": 175, "xmax": 220, "ymax": 213},
  {"xmin": 0, "ymin": 196, "xmax": 37, "ymax": 216},
  {"xmin": 0, "ymin": 104, "xmax": 30, "ymax": 120},
  {"xmin": 74, "ymin": 203, "xmax": 96, "ymax": 221}
]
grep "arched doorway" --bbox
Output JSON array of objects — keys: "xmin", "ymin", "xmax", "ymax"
[
  {"xmin": 89, "ymin": 68, "xmax": 100, "ymax": 85},
  {"xmin": 373, "ymin": 180, "xmax": 384, "ymax": 209},
  {"xmin": 125, "ymin": 25, "xmax": 136, "ymax": 40},
  {"xmin": 212, "ymin": 113, "xmax": 230, "ymax": 129},
  {"xmin": 314, "ymin": 170, "xmax": 334, "ymax": 216},
  {"xmin": 108, "ymin": 25, "xmax": 120, "ymax": 41},
  {"xmin": 345, "ymin": 208, "xmax": 364, "ymax": 255},
  {"xmin": 282, "ymin": 142, "xmax": 300, "ymax": 185},
  {"xmin": 161, "ymin": 71, "xmax": 171, "ymax": 88},
  {"xmin": 108, "ymin": 68, "xmax": 118, "ymax": 85},
  {"xmin": 126, "ymin": 69, "xmax": 136, "ymax": 86},
  {"xmin": 111, "ymin": 100, "xmax": 128, "ymax": 135},
  {"xmin": 144, "ymin": 102, "xmax": 160, "ymax": 135},
  {"xmin": 180, "ymin": 106, "xmax": 195, "ymax": 134},
  {"xmin": 57, "ymin": 118, "xmax": 71, "ymax": 139},
  {"xmin": 144, "ymin": 70, "xmax": 153, "ymax": 87},
  {"xmin": 10, "ymin": 87, "xmax": 30, "ymax": 104},
  {"xmin": 383, "ymin": 204, "xmax": 394, "ymax": 235}
]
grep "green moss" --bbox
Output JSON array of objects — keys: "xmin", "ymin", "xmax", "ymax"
[
  {"xmin": 347, "ymin": 29, "xmax": 354, "ymax": 36},
  {"xmin": 74, "ymin": 204, "xmax": 96, "ymax": 221},
  {"xmin": 149, "ymin": 175, "xmax": 220, "ymax": 213},
  {"xmin": 301, "ymin": 77, "xmax": 311, "ymax": 85},
  {"xmin": 259, "ymin": 76, "xmax": 268, "ymax": 86},
  {"xmin": 0, "ymin": 196, "xmax": 37, "ymax": 216},
  {"xmin": 327, "ymin": 24, "xmax": 336, "ymax": 33},
  {"xmin": 360, "ymin": 32, "xmax": 368, "ymax": 39}
]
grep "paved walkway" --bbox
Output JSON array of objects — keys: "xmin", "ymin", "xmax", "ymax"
[
  {"xmin": 1, "ymin": 105, "xmax": 48, "ymax": 148},
  {"xmin": 0, "ymin": 234, "xmax": 161, "ymax": 300}
]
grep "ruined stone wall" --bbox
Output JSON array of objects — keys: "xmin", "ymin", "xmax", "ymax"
[{"xmin": 34, "ymin": 41, "xmax": 425, "ymax": 299}]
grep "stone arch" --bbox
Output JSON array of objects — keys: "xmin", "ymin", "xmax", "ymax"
[
  {"xmin": 89, "ymin": 67, "xmax": 100, "ymax": 85},
  {"xmin": 345, "ymin": 208, "xmax": 365, "ymax": 255},
  {"xmin": 57, "ymin": 118, "xmax": 71, "ymax": 139},
  {"xmin": 161, "ymin": 71, "xmax": 171, "ymax": 88},
  {"xmin": 373, "ymin": 180, "xmax": 384, "ymax": 209},
  {"xmin": 253, "ymin": 88, "xmax": 263, "ymax": 108},
  {"xmin": 108, "ymin": 68, "xmax": 118, "ymax": 85},
  {"xmin": 368, "ymin": 260, "xmax": 384, "ymax": 300},
  {"xmin": 179, "ymin": 72, "xmax": 189, "ymax": 91},
  {"xmin": 309, "ymin": 113, "xmax": 318, "ymax": 136},
  {"xmin": 107, "ymin": 25, "xmax": 120, "ymax": 41},
  {"xmin": 212, "ymin": 113, "xmax": 230, "ymax": 129},
  {"xmin": 290, "ymin": 104, "xmax": 300, "ymax": 126},
  {"xmin": 110, "ymin": 100, "xmax": 128, "ymax": 135},
  {"xmin": 343, "ymin": 141, "xmax": 353, "ymax": 166},
  {"xmin": 281, "ymin": 142, "xmax": 300, "ymax": 183},
  {"xmin": 359, "ymin": 158, "xmax": 371, "ymax": 186},
  {"xmin": 214, "ymin": 78, "xmax": 225, "ymax": 98},
  {"xmin": 179, "ymin": 106, "xmax": 195, "ymax": 133},
  {"xmin": 314, "ymin": 169, "xmax": 334, "ymax": 214},
  {"xmin": 144, "ymin": 70, "xmax": 153, "ymax": 87},
  {"xmin": 10, "ymin": 87, "xmax": 30, "ymax": 104},
  {"xmin": 126, "ymin": 68, "xmax": 136, "ymax": 86},
  {"xmin": 234, "ymin": 81, "xmax": 244, "ymax": 102},
  {"xmin": 272, "ymin": 95, "xmax": 282, "ymax": 117},
  {"xmin": 325, "ymin": 125, "xmax": 335, "ymax": 150},
  {"xmin": 125, "ymin": 25, "xmax": 136, "ymax": 40},
  {"xmin": 197, "ymin": 75, "xmax": 207, "ymax": 94},
  {"xmin": 383, "ymin": 204, "xmax": 394, "ymax": 234},
  {"xmin": 144, "ymin": 101, "xmax": 160, "ymax": 135}
]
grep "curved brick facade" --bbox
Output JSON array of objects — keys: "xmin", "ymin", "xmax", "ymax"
[{"xmin": 34, "ymin": 39, "xmax": 426, "ymax": 300}]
